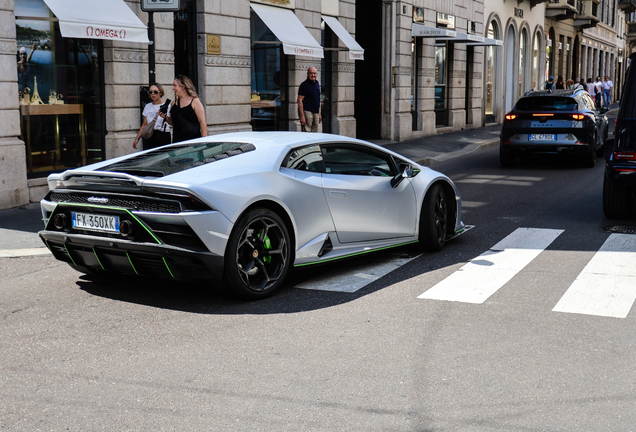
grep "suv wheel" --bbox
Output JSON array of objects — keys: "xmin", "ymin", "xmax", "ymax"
[{"xmin": 603, "ymin": 171, "xmax": 635, "ymax": 218}]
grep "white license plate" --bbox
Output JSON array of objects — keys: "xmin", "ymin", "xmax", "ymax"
[
  {"xmin": 529, "ymin": 134, "xmax": 557, "ymax": 141},
  {"xmin": 72, "ymin": 212, "xmax": 120, "ymax": 233}
]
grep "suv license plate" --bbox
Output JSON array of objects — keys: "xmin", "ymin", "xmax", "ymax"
[
  {"xmin": 529, "ymin": 134, "xmax": 556, "ymax": 141},
  {"xmin": 72, "ymin": 212, "xmax": 120, "ymax": 233}
]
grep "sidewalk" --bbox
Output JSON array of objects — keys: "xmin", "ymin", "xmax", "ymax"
[{"xmin": 0, "ymin": 103, "xmax": 619, "ymax": 258}]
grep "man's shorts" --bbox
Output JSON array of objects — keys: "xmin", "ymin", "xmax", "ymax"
[{"xmin": 303, "ymin": 111, "xmax": 320, "ymax": 133}]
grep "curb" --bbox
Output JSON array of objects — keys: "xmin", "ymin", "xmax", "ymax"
[
  {"xmin": 415, "ymin": 138, "xmax": 500, "ymax": 166},
  {"xmin": 0, "ymin": 247, "xmax": 50, "ymax": 258}
]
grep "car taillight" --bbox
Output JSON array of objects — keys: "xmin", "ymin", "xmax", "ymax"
[
  {"xmin": 613, "ymin": 151, "xmax": 636, "ymax": 161},
  {"xmin": 505, "ymin": 114, "xmax": 516, "ymax": 121},
  {"xmin": 571, "ymin": 114, "xmax": 586, "ymax": 120}
]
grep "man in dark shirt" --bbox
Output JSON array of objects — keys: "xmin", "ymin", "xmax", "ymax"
[{"xmin": 297, "ymin": 66, "xmax": 321, "ymax": 132}]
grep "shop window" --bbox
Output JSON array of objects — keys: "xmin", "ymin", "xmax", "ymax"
[
  {"xmin": 485, "ymin": 21, "xmax": 498, "ymax": 122},
  {"xmin": 16, "ymin": 0, "xmax": 104, "ymax": 178},
  {"xmin": 250, "ymin": 10, "xmax": 287, "ymax": 132},
  {"xmin": 435, "ymin": 43, "xmax": 448, "ymax": 126}
]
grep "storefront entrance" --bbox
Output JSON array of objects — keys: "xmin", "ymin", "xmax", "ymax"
[{"xmin": 174, "ymin": 0, "xmax": 198, "ymax": 89}]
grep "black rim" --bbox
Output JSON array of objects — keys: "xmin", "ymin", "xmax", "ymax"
[
  {"xmin": 434, "ymin": 190, "xmax": 447, "ymax": 244},
  {"xmin": 235, "ymin": 216, "xmax": 288, "ymax": 292}
]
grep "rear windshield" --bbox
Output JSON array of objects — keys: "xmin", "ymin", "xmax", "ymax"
[
  {"xmin": 99, "ymin": 142, "xmax": 256, "ymax": 177},
  {"xmin": 515, "ymin": 97, "xmax": 577, "ymax": 111}
]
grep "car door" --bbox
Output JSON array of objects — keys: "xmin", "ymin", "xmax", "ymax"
[
  {"xmin": 320, "ymin": 143, "xmax": 417, "ymax": 243},
  {"xmin": 581, "ymin": 93, "xmax": 602, "ymax": 146}
]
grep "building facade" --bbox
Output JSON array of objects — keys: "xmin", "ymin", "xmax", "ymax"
[{"xmin": 1, "ymin": 0, "xmax": 361, "ymax": 210}]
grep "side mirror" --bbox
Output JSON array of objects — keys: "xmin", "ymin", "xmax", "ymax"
[
  {"xmin": 600, "ymin": 106, "xmax": 609, "ymax": 114},
  {"xmin": 391, "ymin": 166, "xmax": 413, "ymax": 188}
]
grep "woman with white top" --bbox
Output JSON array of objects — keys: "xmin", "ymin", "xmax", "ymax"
[{"xmin": 133, "ymin": 83, "xmax": 172, "ymax": 150}]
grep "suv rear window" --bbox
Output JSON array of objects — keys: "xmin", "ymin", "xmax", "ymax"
[{"xmin": 515, "ymin": 97, "xmax": 578, "ymax": 111}]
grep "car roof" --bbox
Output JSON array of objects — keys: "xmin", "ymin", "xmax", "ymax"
[
  {"xmin": 197, "ymin": 131, "xmax": 368, "ymax": 150},
  {"xmin": 521, "ymin": 88, "xmax": 587, "ymax": 98}
]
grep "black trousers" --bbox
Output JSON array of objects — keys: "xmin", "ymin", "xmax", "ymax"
[{"xmin": 143, "ymin": 129, "xmax": 171, "ymax": 150}]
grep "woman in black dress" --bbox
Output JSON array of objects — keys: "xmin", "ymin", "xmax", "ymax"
[
  {"xmin": 555, "ymin": 75, "xmax": 566, "ymax": 90},
  {"xmin": 161, "ymin": 75, "xmax": 206, "ymax": 143}
]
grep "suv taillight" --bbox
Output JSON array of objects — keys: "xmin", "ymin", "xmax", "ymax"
[
  {"xmin": 505, "ymin": 114, "xmax": 517, "ymax": 121},
  {"xmin": 613, "ymin": 151, "xmax": 636, "ymax": 161},
  {"xmin": 571, "ymin": 114, "xmax": 587, "ymax": 120}
]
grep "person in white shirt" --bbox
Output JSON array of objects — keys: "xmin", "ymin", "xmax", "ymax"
[
  {"xmin": 594, "ymin": 76, "xmax": 603, "ymax": 107},
  {"xmin": 573, "ymin": 78, "xmax": 585, "ymax": 91},
  {"xmin": 602, "ymin": 76, "xmax": 614, "ymax": 107},
  {"xmin": 586, "ymin": 78, "xmax": 596, "ymax": 98},
  {"xmin": 133, "ymin": 83, "xmax": 172, "ymax": 150}
]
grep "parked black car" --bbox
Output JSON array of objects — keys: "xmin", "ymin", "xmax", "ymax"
[
  {"xmin": 604, "ymin": 53, "xmax": 636, "ymax": 218},
  {"xmin": 500, "ymin": 88, "xmax": 609, "ymax": 167}
]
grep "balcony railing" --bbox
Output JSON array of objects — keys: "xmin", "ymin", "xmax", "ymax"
[
  {"xmin": 549, "ymin": 0, "xmax": 577, "ymax": 5},
  {"xmin": 577, "ymin": 0, "xmax": 585, "ymax": 14}
]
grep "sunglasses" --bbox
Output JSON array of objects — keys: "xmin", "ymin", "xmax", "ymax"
[{"xmin": 148, "ymin": 90, "xmax": 161, "ymax": 95}]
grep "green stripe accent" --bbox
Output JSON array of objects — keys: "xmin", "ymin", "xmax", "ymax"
[
  {"xmin": 294, "ymin": 240, "xmax": 418, "ymax": 267},
  {"xmin": 53, "ymin": 203, "xmax": 162, "ymax": 244},
  {"xmin": 44, "ymin": 203, "xmax": 59, "ymax": 231},
  {"xmin": 93, "ymin": 248, "xmax": 105, "ymax": 271},
  {"xmin": 162, "ymin": 257, "xmax": 177, "ymax": 279},
  {"xmin": 126, "ymin": 253, "xmax": 139, "ymax": 275},
  {"xmin": 64, "ymin": 244, "xmax": 77, "ymax": 265},
  {"xmin": 44, "ymin": 240, "xmax": 52, "ymax": 252}
]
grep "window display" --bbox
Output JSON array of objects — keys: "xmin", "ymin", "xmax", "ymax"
[{"xmin": 16, "ymin": 0, "xmax": 104, "ymax": 177}]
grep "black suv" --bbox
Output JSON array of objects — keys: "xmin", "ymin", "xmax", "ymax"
[
  {"xmin": 604, "ymin": 53, "xmax": 636, "ymax": 218},
  {"xmin": 500, "ymin": 88, "xmax": 608, "ymax": 167}
]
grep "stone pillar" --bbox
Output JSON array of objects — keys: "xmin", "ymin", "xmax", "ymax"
[
  {"xmin": 200, "ymin": 1, "xmax": 251, "ymax": 135},
  {"xmin": 581, "ymin": 45, "xmax": 587, "ymax": 81},
  {"xmin": 0, "ymin": 3, "xmax": 29, "ymax": 209},
  {"xmin": 105, "ymin": 1, "xmax": 175, "ymax": 159}
]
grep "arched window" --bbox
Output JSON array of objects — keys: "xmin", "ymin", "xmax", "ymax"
[
  {"xmin": 533, "ymin": 33, "xmax": 540, "ymax": 90},
  {"xmin": 519, "ymin": 29, "xmax": 528, "ymax": 96}
]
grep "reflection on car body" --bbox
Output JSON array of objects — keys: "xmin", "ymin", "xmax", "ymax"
[{"xmin": 39, "ymin": 132, "xmax": 465, "ymax": 299}]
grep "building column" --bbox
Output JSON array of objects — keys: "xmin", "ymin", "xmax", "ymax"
[
  {"xmin": 581, "ymin": 45, "xmax": 588, "ymax": 81},
  {"xmin": 0, "ymin": 4, "xmax": 29, "ymax": 209}
]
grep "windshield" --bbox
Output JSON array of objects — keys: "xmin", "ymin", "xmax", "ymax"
[
  {"xmin": 515, "ymin": 97, "xmax": 577, "ymax": 111},
  {"xmin": 99, "ymin": 142, "xmax": 256, "ymax": 177}
]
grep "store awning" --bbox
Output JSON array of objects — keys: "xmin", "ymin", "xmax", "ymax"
[
  {"xmin": 251, "ymin": 3, "xmax": 323, "ymax": 59},
  {"xmin": 411, "ymin": 23, "xmax": 502, "ymax": 46},
  {"xmin": 322, "ymin": 16, "xmax": 364, "ymax": 60},
  {"xmin": 412, "ymin": 23, "xmax": 457, "ymax": 38},
  {"xmin": 42, "ymin": 0, "xmax": 149, "ymax": 44}
]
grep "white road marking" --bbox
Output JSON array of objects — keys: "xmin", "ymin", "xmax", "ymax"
[
  {"xmin": 418, "ymin": 228, "xmax": 564, "ymax": 304},
  {"xmin": 295, "ymin": 254, "xmax": 419, "ymax": 293},
  {"xmin": 553, "ymin": 234, "xmax": 636, "ymax": 318}
]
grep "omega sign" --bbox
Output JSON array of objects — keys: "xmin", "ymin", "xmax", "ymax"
[
  {"xmin": 294, "ymin": 46, "xmax": 314, "ymax": 56},
  {"xmin": 86, "ymin": 26, "xmax": 127, "ymax": 40}
]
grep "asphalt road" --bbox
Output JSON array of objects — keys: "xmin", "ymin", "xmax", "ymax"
[{"xmin": 3, "ymin": 115, "xmax": 636, "ymax": 431}]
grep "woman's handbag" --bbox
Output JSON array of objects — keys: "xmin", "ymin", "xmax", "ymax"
[
  {"xmin": 140, "ymin": 115, "xmax": 156, "ymax": 139},
  {"xmin": 179, "ymin": 115, "xmax": 201, "ymax": 138}
]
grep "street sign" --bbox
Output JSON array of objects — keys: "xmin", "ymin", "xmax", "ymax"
[{"xmin": 141, "ymin": 0, "xmax": 180, "ymax": 12}]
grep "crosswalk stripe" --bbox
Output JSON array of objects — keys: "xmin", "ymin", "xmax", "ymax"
[
  {"xmin": 418, "ymin": 228, "xmax": 564, "ymax": 304},
  {"xmin": 552, "ymin": 233, "xmax": 636, "ymax": 318}
]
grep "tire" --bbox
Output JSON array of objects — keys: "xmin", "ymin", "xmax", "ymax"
[
  {"xmin": 582, "ymin": 135, "xmax": 597, "ymax": 168},
  {"xmin": 419, "ymin": 184, "xmax": 448, "ymax": 252},
  {"xmin": 603, "ymin": 172, "xmax": 634, "ymax": 218},
  {"xmin": 596, "ymin": 130, "xmax": 607, "ymax": 158},
  {"xmin": 224, "ymin": 208, "xmax": 292, "ymax": 300},
  {"xmin": 500, "ymin": 146, "xmax": 515, "ymax": 167}
]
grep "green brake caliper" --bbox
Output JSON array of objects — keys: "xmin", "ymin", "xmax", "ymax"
[{"xmin": 259, "ymin": 229, "xmax": 272, "ymax": 264}]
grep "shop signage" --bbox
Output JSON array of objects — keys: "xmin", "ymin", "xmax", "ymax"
[
  {"xmin": 207, "ymin": 35, "xmax": 221, "ymax": 55},
  {"xmin": 514, "ymin": 7, "xmax": 523, "ymax": 18},
  {"xmin": 251, "ymin": 0, "xmax": 295, "ymax": 9},
  {"xmin": 436, "ymin": 13, "xmax": 455, "ymax": 29},
  {"xmin": 141, "ymin": 0, "xmax": 180, "ymax": 12}
]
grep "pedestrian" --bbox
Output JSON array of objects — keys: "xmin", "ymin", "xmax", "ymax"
[
  {"xmin": 162, "ymin": 75, "xmax": 207, "ymax": 143},
  {"xmin": 586, "ymin": 78, "xmax": 596, "ymax": 96},
  {"xmin": 132, "ymin": 83, "xmax": 172, "ymax": 150},
  {"xmin": 603, "ymin": 75, "xmax": 613, "ymax": 107},
  {"xmin": 594, "ymin": 76, "xmax": 603, "ymax": 107},
  {"xmin": 544, "ymin": 75, "xmax": 555, "ymax": 90},
  {"xmin": 566, "ymin": 79, "xmax": 574, "ymax": 90},
  {"xmin": 573, "ymin": 78, "xmax": 585, "ymax": 91},
  {"xmin": 555, "ymin": 75, "xmax": 565, "ymax": 90},
  {"xmin": 297, "ymin": 66, "xmax": 321, "ymax": 132}
]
